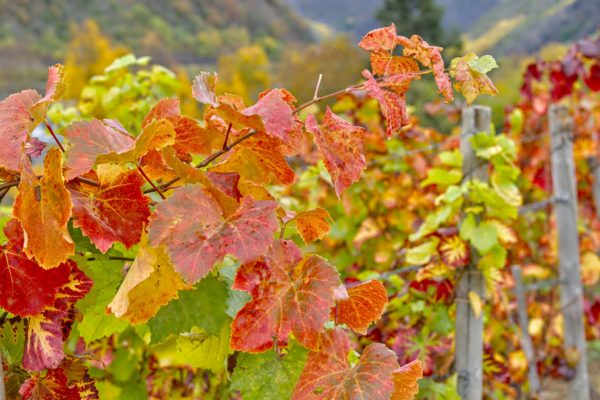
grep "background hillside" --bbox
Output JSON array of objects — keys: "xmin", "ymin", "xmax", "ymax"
[{"xmin": 0, "ymin": 0, "xmax": 312, "ymax": 96}]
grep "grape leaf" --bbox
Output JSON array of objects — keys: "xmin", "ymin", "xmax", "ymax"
[
  {"xmin": 148, "ymin": 185, "xmax": 278, "ymax": 284},
  {"xmin": 151, "ymin": 324, "xmax": 230, "ymax": 372},
  {"xmin": 75, "ymin": 254, "xmax": 129, "ymax": 343},
  {"xmin": 192, "ymin": 71, "xmax": 218, "ymax": 106},
  {"xmin": 295, "ymin": 208, "xmax": 332, "ymax": 244},
  {"xmin": 439, "ymin": 235, "xmax": 469, "ymax": 267},
  {"xmin": 0, "ymin": 90, "xmax": 42, "ymax": 171},
  {"xmin": 391, "ymin": 360, "xmax": 423, "ymax": 400},
  {"xmin": 210, "ymin": 132, "xmax": 296, "ymax": 185},
  {"xmin": 69, "ymin": 167, "xmax": 150, "ymax": 253},
  {"xmin": 231, "ymin": 240, "xmax": 340, "ymax": 352},
  {"xmin": 363, "ymin": 70, "xmax": 410, "ymax": 137},
  {"xmin": 241, "ymin": 89, "xmax": 296, "ymax": 145},
  {"xmin": 108, "ymin": 238, "xmax": 187, "ymax": 324},
  {"xmin": 96, "ymin": 119, "xmax": 175, "ymax": 165},
  {"xmin": 24, "ymin": 261, "xmax": 92, "ymax": 371},
  {"xmin": 24, "ymin": 137, "xmax": 47, "ymax": 158},
  {"xmin": 230, "ymin": 343, "xmax": 308, "ymax": 400},
  {"xmin": 335, "ymin": 280, "xmax": 387, "ymax": 334},
  {"xmin": 147, "ymin": 275, "xmax": 229, "ymax": 343},
  {"xmin": 19, "ymin": 367, "xmax": 81, "ymax": 400},
  {"xmin": 358, "ymin": 24, "xmax": 398, "ymax": 52},
  {"xmin": 292, "ymin": 328, "xmax": 399, "ymax": 399},
  {"xmin": 397, "ymin": 35, "xmax": 453, "ymax": 102},
  {"xmin": 63, "ymin": 119, "xmax": 135, "ymax": 180},
  {"xmin": 13, "ymin": 148, "xmax": 74, "ymax": 268},
  {"xmin": 449, "ymin": 53, "xmax": 499, "ymax": 104},
  {"xmin": 0, "ymin": 317, "xmax": 25, "ymax": 365},
  {"xmin": 0, "ymin": 219, "xmax": 71, "ymax": 316},
  {"xmin": 143, "ymin": 98, "xmax": 212, "ymax": 159},
  {"xmin": 305, "ymin": 108, "xmax": 366, "ymax": 196},
  {"xmin": 30, "ymin": 64, "xmax": 67, "ymax": 119}
]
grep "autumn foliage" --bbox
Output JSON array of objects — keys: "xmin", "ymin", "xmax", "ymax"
[{"xmin": 0, "ymin": 24, "xmax": 505, "ymax": 399}]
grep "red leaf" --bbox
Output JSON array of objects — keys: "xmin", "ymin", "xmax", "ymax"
[
  {"xmin": 242, "ymin": 89, "xmax": 296, "ymax": 145},
  {"xmin": 19, "ymin": 368, "xmax": 81, "ymax": 400},
  {"xmin": 30, "ymin": 64, "xmax": 66, "ymax": 118},
  {"xmin": 24, "ymin": 262, "xmax": 92, "ymax": 371},
  {"xmin": 148, "ymin": 186, "xmax": 278, "ymax": 283},
  {"xmin": 293, "ymin": 328, "xmax": 399, "ymax": 399},
  {"xmin": 359, "ymin": 24, "xmax": 398, "ymax": 52},
  {"xmin": 584, "ymin": 63, "xmax": 600, "ymax": 91},
  {"xmin": 0, "ymin": 219, "xmax": 70, "ymax": 316},
  {"xmin": 305, "ymin": 108, "xmax": 366, "ymax": 196},
  {"xmin": 439, "ymin": 234, "xmax": 469, "ymax": 267},
  {"xmin": 24, "ymin": 137, "xmax": 47, "ymax": 158},
  {"xmin": 549, "ymin": 67, "xmax": 577, "ymax": 101},
  {"xmin": 231, "ymin": 240, "xmax": 340, "ymax": 352},
  {"xmin": 205, "ymin": 171, "xmax": 242, "ymax": 201},
  {"xmin": 63, "ymin": 119, "xmax": 134, "ymax": 180},
  {"xmin": 0, "ymin": 90, "xmax": 41, "ymax": 171},
  {"xmin": 363, "ymin": 70, "xmax": 410, "ymax": 137},
  {"xmin": 335, "ymin": 280, "xmax": 388, "ymax": 334},
  {"xmin": 70, "ymin": 169, "xmax": 151, "ymax": 253}
]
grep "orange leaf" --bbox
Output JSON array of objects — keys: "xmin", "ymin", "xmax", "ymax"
[
  {"xmin": 296, "ymin": 208, "xmax": 332, "ymax": 244},
  {"xmin": 335, "ymin": 280, "xmax": 388, "ymax": 334},
  {"xmin": 391, "ymin": 359, "xmax": 423, "ymax": 400},
  {"xmin": 14, "ymin": 148, "xmax": 74, "ymax": 268}
]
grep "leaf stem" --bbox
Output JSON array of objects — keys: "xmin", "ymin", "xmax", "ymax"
[
  {"xmin": 0, "ymin": 180, "xmax": 19, "ymax": 191},
  {"xmin": 137, "ymin": 165, "xmax": 166, "ymax": 200},
  {"xmin": 45, "ymin": 121, "xmax": 66, "ymax": 153},
  {"xmin": 222, "ymin": 123, "xmax": 232, "ymax": 151}
]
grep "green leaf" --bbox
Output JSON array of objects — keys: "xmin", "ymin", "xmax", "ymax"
[
  {"xmin": 152, "ymin": 324, "xmax": 230, "ymax": 372},
  {"xmin": 406, "ymin": 238, "xmax": 440, "ymax": 265},
  {"xmin": 439, "ymin": 150, "xmax": 462, "ymax": 168},
  {"xmin": 0, "ymin": 318, "xmax": 25, "ymax": 365},
  {"xmin": 410, "ymin": 205, "xmax": 453, "ymax": 242},
  {"xmin": 470, "ymin": 221, "xmax": 498, "ymax": 255},
  {"xmin": 76, "ymin": 255, "xmax": 129, "ymax": 343},
  {"xmin": 469, "ymin": 55, "xmax": 498, "ymax": 74},
  {"xmin": 217, "ymin": 259, "xmax": 252, "ymax": 318},
  {"xmin": 230, "ymin": 343, "xmax": 308, "ymax": 400},
  {"xmin": 459, "ymin": 214, "xmax": 477, "ymax": 241},
  {"xmin": 148, "ymin": 275, "xmax": 228, "ymax": 344},
  {"xmin": 421, "ymin": 168, "xmax": 462, "ymax": 187}
]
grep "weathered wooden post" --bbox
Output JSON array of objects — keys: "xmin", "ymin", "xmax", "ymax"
[
  {"xmin": 511, "ymin": 265, "xmax": 541, "ymax": 396},
  {"xmin": 456, "ymin": 105, "xmax": 490, "ymax": 400},
  {"xmin": 549, "ymin": 104, "xmax": 590, "ymax": 400}
]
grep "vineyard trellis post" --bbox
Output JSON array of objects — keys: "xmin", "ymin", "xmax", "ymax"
[
  {"xmin": 456, "ymin": 105, "xmax": 490, "ymax": 400},
  {"xmin": 549, "ymin": 104, "xmax": 590, "ymax": 400},
  {"xmin": 511, "ymin": 265, "xmax": 541, "ymax": 396}
]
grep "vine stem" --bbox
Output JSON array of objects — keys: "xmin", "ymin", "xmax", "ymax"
[
  {"xmin": 45, "ymin": 121, "xmax": 65, "ymax": 153},
  {"xmin": 136, "ymin": 165, "xmax": 166, "ymax": 200}
]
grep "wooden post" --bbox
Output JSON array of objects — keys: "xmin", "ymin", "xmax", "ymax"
[
  {"xmin": 0, "ymin": 354, "xmax": 5, "ymax": 400},
  {"xmin": 511, "ymin": 265, "xmax": 541, "ymax": 396},
  {"xmin": 589, "ymin": 157, "xmax": 600, "ymax": 216},
  {"xmin": 456, "ymin": 105, "xmax": 490, "ymax": 400},
  {"xmin": 549, "ymin": 104, "xmax": 590, "ymax": 400}
]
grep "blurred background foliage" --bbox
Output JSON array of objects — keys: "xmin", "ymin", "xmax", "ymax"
[{"xmin": 0, "ymin": 0, "xmax": 598, "ymax": 123}]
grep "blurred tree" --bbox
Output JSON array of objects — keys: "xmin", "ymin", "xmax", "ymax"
[
  {"xmin": 278, "ymin": 37, "xmax": 366, "ymax": 103},
  {"xmin": 216, "ymin": 45, "xmax": 271, "ymax": 103},
  {"xmin": 63, "ymin": 19, "xmax": 128, "ymax": 98},
  {"xmin": 376, "ymin": 0, "xmax": 462, "ymax": 55}
]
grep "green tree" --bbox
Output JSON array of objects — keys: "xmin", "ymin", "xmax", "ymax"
[{"xmin": 376, "ymin": 0, "xmax": 462, "ymax": 54}]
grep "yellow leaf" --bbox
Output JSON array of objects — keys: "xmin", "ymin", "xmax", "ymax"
[
  {"xmin": 468, "ymin": 290, "xmax": 483, "ymax": 318},
  {"xmin": 582, "ymin": 252, "xmax": 600, "ymax": 286},
  {"xmin": 489, "ymin": 220, "xmax": 517, "ymax": 245},
  {"xmin": 13, "ymin": 148, "xmax": 74, "ymax": 268},
  {"xmin": 528, "ymin": 317, "xmax": 544, "ymax": 337},
  {"xmin": 108, "ymin": 235, "xmax": 187, "ymax": 324}
]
